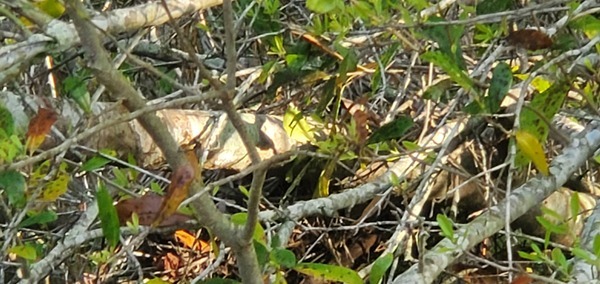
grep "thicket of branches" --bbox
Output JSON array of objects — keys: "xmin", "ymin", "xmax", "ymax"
[{"xmin": 1, "ymin": 0, "xmax": 600, "ymax": 283}]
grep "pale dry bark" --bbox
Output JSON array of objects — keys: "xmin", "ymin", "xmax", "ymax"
[{"xmin": 0, "ymin": 91, "xmax": 294, "ymax": 171}]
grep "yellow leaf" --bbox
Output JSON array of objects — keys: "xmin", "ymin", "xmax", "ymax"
[
  {"xmin": 36, "ymin": 0, "xmax": 65, "ymax": 18},
  {"xmin": 515, "ymin": 130, "xmax": 549, "ymax": 175},
  {"xmin": 283, "ymin": 105, "xmax": 315, "ymax": 144},
  {"xmin": 29, "ymin": 160, "xmax": 51, "ymax": 188},
  {"xmin": 315, "ymin": 159, "xmax": 336, "ymax": 197},
  {"xmin": 40, "ymin": 170, "xmax": 69, "ymax": 202}
]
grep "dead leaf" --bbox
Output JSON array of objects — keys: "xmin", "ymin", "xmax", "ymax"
[
  {"xmin": 26, "ymin": 108, "xmax": 57, "ymax": 154},
  {"xmin": 153, "ymin": 152, "xmax": 198, "ymax": 227},
  {"xmin": 506, "ymin": 29, "xmax": 552, "ymax": 51},
  {"xmin": 511, "ymin": 274, "xmax": 533, "ymax": 284},
  {"xmin": 115, "ymin": 193, "xmax": 191, "ymax": 227},
  {"xmin": 174, "ymin": 230, "xmax": 210, "ymax": 252},
  {"xmin": 352, "ymin": 110, "xmax": 370, "ymax": 142},
  {"xmin": 162, "ymin": 252, "xmax": 181, "ymax": 278}
]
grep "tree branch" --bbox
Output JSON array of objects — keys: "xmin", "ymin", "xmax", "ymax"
[
  {"xmin": 393, "ymin": 122, "xmax": 600, "ymax": 284},
  {"xmin": 64, "ymin": 0, "xmax": 243, "ymax": 260}
]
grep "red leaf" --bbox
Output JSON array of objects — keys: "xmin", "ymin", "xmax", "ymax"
[
  {"xmin": 26, "ymin": 108, "xmax": 57, "ymax": 154},
  {"xmin": 153, "ymin": 151, "xmax": 198, "ymax": 227},
  {"xmin": 511, "ymin": 274, "xmax": 533, "ymax": 284},
  {"xmin": 506, "ymin": 29, "xmax": 552, "ymax": 51},
  {"xmin": 115, "ymin": 193, "xmax": 191, "ymax": 227}
]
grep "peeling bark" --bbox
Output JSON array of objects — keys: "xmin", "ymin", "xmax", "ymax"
[{"xmin": 0, "ymin": 91, "xmax": 295, "ymax": 171}]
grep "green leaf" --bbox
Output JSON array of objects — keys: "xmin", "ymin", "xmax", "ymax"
[
  {"xmin": 254, "ymin": 240, "xmax": 270, "ymax": 269},
  {"xmin": 238, "ymin": 185, "xmax": 250, "ymax": 198},
  {"xmin": 9, "ymin": 244, "xmax": 37, "ymax": 260},
  {"xmin": 570, "ymin": 192, "xmax": 581, "ymax": 223},
  {"xmin": 0, "ymin": 170, "xmax": 26, "ymax": 207},
  {"xmin": 518, "ymin": 250, "xmax": 541, "ymax": 261},
  {"xmin": 337, "ymin": 48, "xmax": 358, "ymax": 85},
  {"xmin": 531, "ymin": 243, "xmax": 543, "ymax": 256},
  {"xmin": 294, "ymin": 263, "xmax": 362, "ymax": 284},
  {"xmin": 63, "ymin": 76, "xmax": 91, "ymax": 113},
  {"xmin": 420, "ymin": 18, "xmax": 466, "ymax": 70},
  {"xmin": 271, "ymin": 247, "xmax": 297, "ymax": 269},
  {"xmin": 89, "ymin": 249, "xmax": 111, "ymax": 265},
  {"xmin": 551, "ymin": 248, "xmax": 568, "ymax": 269},
  {"xmin": 572, "ymin": 247, "xmax": 594, "ymax": 264},
  {"xmin": 594, "ymin": 235, "xmax": 600, "ymax": 256},
  {"xmin": 402, "ymin": 141, "xmax": 420, "ymax": 151},
  {"xmin": 286, "ymin": 54, "xmax": 308, "ymax": 71},
  {"xmin": 389, "ymin": 172, "xmax": 400, "ymax": 186},
  {"xmin": 536, "ymin": 216, "xmax": 565, "ymax": 235},
  {"xmin": 476, "ymin": 0, "xmax": 512, "ymax": 15},
  {"xmin": 259, "ymin": 60, "xmax": 278, "ymax": 84},
  {"xmin": 486, "ymin": 62, "xmax": 512, "ymax": 113},
  {"xmin": 316, "ymin": 78, "xmax": 337, "ymax": 115},
  {"xmin": 437, "ymin": 214, "xmax": 456, "ymax": 243},
  {"xmin": 96, "ymin": 185, "xmax": 120, "ymax": 248},
  {"xmin": 195, "ymin": 23, "xmax": 210, "ymax": 32},
  {"xmin": 464, "ymin": 99, "xmax": 485, "ymax": 115},
  {"xmin": 112, "ymin": 168, "xmax": 128, "ymax": 187},
  {"xmin": 81, "ymin": 150, "xmax": 116, "ymax": 172},
  {"xmin": 0, "ymin": 105, "xmax": 14, "ymax": 136},
  {"xmin": 370, "ymin": 253, "xmax": 393, "ymax": 284},
  {"xmin": 517, "ymin": 82, "xmax": 569, "ymax": 167},
  {"xmin": 19, "ymin": 210, "xmax": 57, "ymax": 228},
  {"xmin": 474, "ymin": 23, "xmax": 497, "ymax": 43},
  {"xmin": 423, "ymin": 78, "xmax": 454, "ymax": 102},
  {"xmin": 230, "ymin": 213, "xmax": 266, "ymax": 244},
  {"xmin": 126, "ymin": 212, "xmax": 140, "ymax": 234},
  {"xmin": 306, "ymin": 0, "xmax": 339, "ymax": 13},
  {"xmin": 368, "ymin": 116, "xmax": 413, "ymax": 144},
  {"xmin": 570, "ymin": 15, "xmax": 600, "ymax": 39},
  {"xmin": 150, "ymin": 182, "xmax": 163, "ymax": 195},
  {"xmin": 407, "ymin": 0, "xmax": 428, "ymax": 10},
  {"xmin": 421, "ymin": 51, "xmax": 474, "ymax": 92}
]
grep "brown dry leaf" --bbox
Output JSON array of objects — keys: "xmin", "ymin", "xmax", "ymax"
[
  {"xmin": 163, "ymin": 252, "xmax": 181, "ymax": 278},
  {"xmin": 506, "ymin": 29, "xmax": 552, "ymax": 51},
  {"xmin": 352, "ymin": 109, "xmax": 371, "ymax": 142},
  {"xmin": 115, "ymin": 193, "xmax": 191, "ymax": 226},
  {"xmin": 25, "ymin": 108, "xmax": 57, "ymax": 154},
  {"xmin": 510, "ymin": 274, "xmax": 533, "ymax": 284},
  {"xmin": 153, "ymin": 151, "xmax": 198, "ymax": 227}
]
